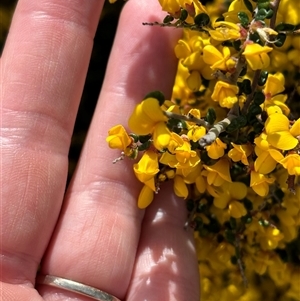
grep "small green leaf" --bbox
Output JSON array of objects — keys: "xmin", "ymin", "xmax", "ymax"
[
  {"xmin": 138, "ymin": 140, "xmax": 151, "ymax": 151},
  {"xmin": 256, "ymin": 8, "xmax": 268, "ymax": 21},
  {"xmin": 194, "ymin": 13, "xmax": 210, "ymax": 26},
  {"xmin": 143, "ymin": 90, "xmax": 165, "ymax": 105},
  {"xmin": 275, "ymin": 23, "xmax": 295, "ymax": 31},
  {"xmin": 243, "ymin": 198, "xmax": 253, "ymax": 211},
  {"xmin": 248, "ymin": 104, "xmax": 262, "ymax": 115},
  {"xmin": 243, "ymin": 0, "xmax": 253, "ymax": 12},
  {"xmin": 206, "ymin": 108, "xmax": 216, "ymax": 125},
  {"xmin": 257, "ymin": 0, "xmax": 270, "ymax": 10},
  {"xmin": 138, "ymin": 134, "xmax": 152, "ymax": 143},
  {"xmin": 180, "ymin": 9, "xmax": 188, "ymax": 21},
  {"xmin": 238, "ymin": 12, "xmax": 249, "ymax": 27},
  {"xmin": 274, "ymin": 33, "xmax": 287, "ymax": 47},
  {"xmin": 129, "ymin": 133, "xmax": 139, "ymax": 143},
  {"xmin": 242, "ymin": 79, "xmax": 252, "ymax": 95},
  {"xmin": 253, "ymin": 91, "xmax": 266, "ymax": 105},
  {"xmin": 225, "ymin": 229, "xmax": 235, "ymax": 244},
  {"xmin": 258, "ymin": 70, "xmax": 268, "ymax": 86},
  {"xmin": 266, "ymin": 9, "xmax": 273, "ymax": 19},
  {"xmin": 163, "ymin": 15, "xmax": 174, "ymax": 24}
]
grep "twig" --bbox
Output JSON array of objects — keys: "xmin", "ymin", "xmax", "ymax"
[
  {"xmin": 164, "ymin": 111, "xmax": 211, "ymax": 128},
  {"xmin": 198, "ymin": 113, "xmax": 236, "ymax": 147}
]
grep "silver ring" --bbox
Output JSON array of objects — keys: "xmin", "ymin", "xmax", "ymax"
[{"xmin": 36, "ymin": 274, "xmax": 121, "ymax": 301}]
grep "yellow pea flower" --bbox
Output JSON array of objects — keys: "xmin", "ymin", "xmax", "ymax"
[
  {"xmin": 133, "ymin": 150, "xmax": 159, "ymax": 191},
  {"xmin": 228, "ymin": 143, "xmax": 253, "ymax": 165},
  {"xmin": 206, "ymin": 138, "xmax": 227, "ymax": 159},
  {"xmin": 128, "ymin": 97, "xmax": 167, "ymax": 135},
  {"xmin": 265, "ymin": 113, "xmax": 300, "ymax": 151},
  {"xmin": 229, "ymin": 201, "xmax": 247, "ymax": 218},
  {"xmin": 158, "ymin": 0, "xmax": 181, "ymax": 14},
  {"xmin": 106, "ymin": 125, "xmax": 132, "ymax": 151},
  {"xmin": 243, "ymin": 43, "xmax": 273, "ymax": 70},
  {"xmin": 203, "ymin": 158, "xmax": 232, "ymax": 186},
  {"xmin": 213, "ymin": 181, "xmax": 248, "ymax": 218},
  {"xmin": 174, "ymin": 175, "xmax": 189, "ymax": 198},
  {"xmin": 211, "ymin": 81, "xmax": 239, "ymax": 108},
  {"xmin": 280, "ymin": 154, "xmax": 300, "ymax": 175},
  {"xmin": 128, "ymin": 97, "xmax": 171, "ymax": 150},
  {"xmin": 263, "ymin": 73, "xmax": 289, "ymax": 115},
  {"xmin": 254, "ymin": 147, "xmax": 283, "ymax": 174},
  {"xmin": 209, "ymin": 21, "xmax": 241, "ymax": 41},
  {"xmin": 138, "ymin": 185, "xmax": 154, "ymax": 209},
  {"xmin": 203, "ymin": 45, "xmax": 233, "ymax": 71},
  {"xmin": 250, "ymin": 171, "xmax": 275, "ymax": 197}
]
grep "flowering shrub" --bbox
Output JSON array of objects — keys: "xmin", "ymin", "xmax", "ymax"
[{"xmin": 107, "ymin": 0, "xmax": 300, "ymax": 300}]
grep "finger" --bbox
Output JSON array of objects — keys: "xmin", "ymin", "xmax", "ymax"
[
  {"xmin": 126, "ymin": 183, "xmax": 200, "ymax": 300},
  {"xmin": 1, "ymin": 0, "xmax": 104, "ymax": 290},
  {"xmin": 38, "ymin": 0, "xmax": 181, "ymax": 300}
]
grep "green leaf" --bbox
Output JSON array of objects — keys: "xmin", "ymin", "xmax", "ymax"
[
  {"xmin": 242, "ymin": 79, "xmax": 252, "ymax": 95},
  {"xmin": 194, "ymin": 13, "xmax": 210, "ymax": 26},
  {"xmin": 129, "ymin": 133, "xmax": 139, "ymax": 143},
  {"xmin": 143, "ymin": 90, "xmax": 165, "ymax": 105},
  {"xmin": 253, "ymin": 91, "xmax": 265, "ymax": 105},
  {"xmin": 206, "ymin": 108, "xmax": 216, "ymax": 125},
  {"xmin": 243, "ymin": 0, "xmax": 253, "ymax": 12},
  {"xmin": 266, "ymin": 9, "xmax": 273, "ymax": 19},
  {"xmin": 238, "ymin": 11, "xmax": 249, "ymax": 27},
  {"xmin": 274, "ymin": 33, "xmax": 287, "ymax": 47},
  {"xmin": 258, "ymin": 70, "xmax": 268, "ymax": 86},
  {"xmin": 257, "ymin": 0, "xmax": 270, "ymax": 10},
  {"xmin": 255, "ymin": 8, "xmax": 268, "ymax": 21},
  {"xmin": 138, "ymin": 134, "xmax": 152, "ymax": 143},
  {"xmin": 138, "ymin": 140, "xmax": 151, "ymax": 151},
  {"xmin": 180, "ymin": 9, "xmax": 188, "ymax": 21},
  {"xmin": 163, "ymin": 15, "xmax": 174, "ymax": 24},
  {"xmin": 275, "ymin": 23, "xmax": 295, "ymax": 31}
]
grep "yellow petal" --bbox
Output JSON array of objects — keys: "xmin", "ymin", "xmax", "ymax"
[
  {"xmin": 290, "ymin": 118, "xmax": 300, "ymax": 137},
  {"xmin": 174, "ymin": 175, "xmax": 189, "ymax": 198},
  {"xmin": 229, "ymin": 201, "xmax": 247, "ymax": 218},
  {"xmin": 265, "ymin": 113, "xmax": 290, "ymax": 134},
  {"xmin": 152, "ymin": 121, "xmax": 171, "ymax": 150},
  {"xmin": 138, "ymin": 185, "xmax": 154, "ymax": 209},
  {"xmin": 267, "ymin": 132, "xmax": 298, "ymax": 150}
]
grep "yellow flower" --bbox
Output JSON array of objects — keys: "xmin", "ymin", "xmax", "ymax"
[
  {"xmin": 211, "ymin": 81, "xmax": 239, "ymax": 108},
  {"xmin": 106, "ymin": 125, "xmax": 132, "ymax": 151},
  {"xmin": 138, "ymin": 185, "xmax": 154, "ymax": 209},
  {"xmin": 243, "ymin": 43, "xmax": 273, "ymax": 70},
  {"xmin": 209, "ymin": 21, "xmax": 241, "ymax": 41},
  {"xmin": 160, "ymin": 133, "xmax": 200, "ymax": 172},
  {"xmin": 174, "ymin": 175, "xmax": 189, "ymax": 198},
  {"xmin": 250, "ymin": 171, "xmax": 275, "ymax": 197},
  {"xmin": 265, "ymin": 113, "xmax": 300, "ymax": 151},
  {"xmin": 206, "ymin": 138, "xmax": 227, "ymax": 160},
  {"xmin": 128, "ymin": 97, "xmax": 171, "ymax": 150},
  {"xmin": 203, "ymin": 158, "xmax": 232, "ymax": 186},
  {"xmin": 158, "ymin": 0, "xmax": 181, "ymax": 14},
  {"xmin": 133, "ymin": 150, "xmax": 159, "ymax": 191},
  {"xmin": 263, "ymin": 73, "xmax": 289, "ymax": 115},
  {"xmin": 254, "ymin": 146, "xmax": 283, "ymax": 174},
  {"xmin": 203, "ymin": 45, "xmax": 233, "ymax": 71},
  {"xmin": 280, "ymin": 154, "xmax": 300, "ymax": 175},
  {"xmin": 228, "ymin": 143, "xmax": 253, "ymax": 165},
  {"xmin": 213, "ymin": 182, "xmax": 248, "ymax": 218}
]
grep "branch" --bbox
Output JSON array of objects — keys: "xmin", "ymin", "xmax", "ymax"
[
  {"xmin": 198, "ymin": 114, "xmax": 236, "ymax": 147},
  {"xmin": 164, "ymin": 111, "xmax": 211, "ymax": 128}
]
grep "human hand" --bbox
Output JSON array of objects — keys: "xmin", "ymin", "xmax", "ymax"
[{"xmin": 1, "ymin": 0, "xmax": 200, "ymax": 300}]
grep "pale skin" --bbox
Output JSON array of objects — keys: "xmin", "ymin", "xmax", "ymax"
[{"xmin": 0, "ymin": 0, "xmax": 200, "ymax": 300}]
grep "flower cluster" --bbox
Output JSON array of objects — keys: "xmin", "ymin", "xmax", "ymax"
[{"xmin": 107, "ymin": 0, "xmax": 300, "ymax": 300}]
